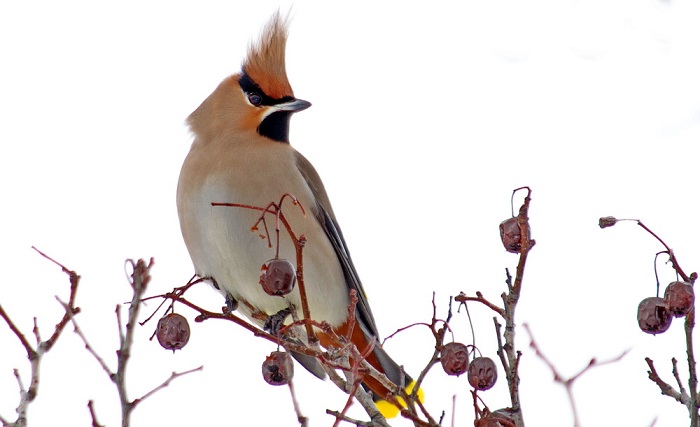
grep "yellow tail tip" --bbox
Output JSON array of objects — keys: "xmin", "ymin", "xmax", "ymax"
[{"xmin": 375, "ymin": 381, "xmax": 425, "ymax": 418}]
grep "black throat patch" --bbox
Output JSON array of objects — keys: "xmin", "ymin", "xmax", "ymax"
[
  {"xmin": 259, "ymin": 111, "xmax": 293, "ymax": 143},
  {"xmin": 239, "ymin": 73, "xmax": 295, "ymax": 143}
]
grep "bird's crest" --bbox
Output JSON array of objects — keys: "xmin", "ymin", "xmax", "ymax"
[{"xmin": 243, "ymin": 12, "xmax": 293, "ymax": 100}]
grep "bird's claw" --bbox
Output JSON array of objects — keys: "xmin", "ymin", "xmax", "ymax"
[
  {"xmin": 225, "ymin": 293, "xmax": 238, "ymax": 312},
  {"xmin": 264, "ymin": 307, "xmax": 292, "ymax": 335}
]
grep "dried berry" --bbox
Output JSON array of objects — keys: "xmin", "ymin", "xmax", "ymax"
[
  {"xmin": 262, "ymin": 351, "xmax": 294, "ymax": 386},
  {"xmin": 440, "ymin": 342, "xmax": 470, "ymax": 376},
  {"xmin": 468, "ymin": 357, "xmax": 498, "ymax": 390},
  {"xmin": 491, "ymin": 409, "xmax": 517, "ymax": 424},
  {"xmin": 259, "ymin": 258, "xmax": 296, "ymax": 296},
  {"xmin": 637, "ymin": 297, "xmax": 672, "ymax": 334},
  {"xmin": 476, "ymin": 409, "xmax": 517, "ymax": 427},
  {"xmin": 664, "ymin": 281, "xmax": 694, "ymax": 318},
  {"xmin": 156, "ymin": 313, "xmax": 190, "ymax": 351},
  {"xmin": 598, "ymin": 216, "xmax": 618, "ymax": 229},
  {"xmin": 499, "ymin": 217, "xmax": 530, "ymax": 253}
]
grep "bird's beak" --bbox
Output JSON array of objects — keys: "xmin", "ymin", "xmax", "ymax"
[{"xmin": 275, "ymin": 98, "xmax": 312, "ymax": 113}]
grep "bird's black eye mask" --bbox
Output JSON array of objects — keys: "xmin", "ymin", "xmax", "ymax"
[{"xmin": 239, "ymin": 73, "xmax": 294, "ymax": 107}]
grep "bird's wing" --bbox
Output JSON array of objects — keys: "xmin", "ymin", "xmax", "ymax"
[{"xmin": 294, "ymin": 151, "xmax": 380, "ymax": 339}]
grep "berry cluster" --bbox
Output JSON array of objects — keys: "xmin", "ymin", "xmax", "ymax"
[
  {"xmin": 440, "ymin": 342, "xmax": 498, "ymax": 391},
  {"xmin": 256, "ymin": 258, "xmax": 297, "ymax": 385},
  {"xmin": 638, "ymin": 281, "xmax": 694, "ymax": 335}
]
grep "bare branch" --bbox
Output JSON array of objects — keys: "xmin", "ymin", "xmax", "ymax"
[
  {"xmin": 287, "ymin": 380, "xmax": 308, "ymax": 427},
  {"xmin": 671, "ymin": 357, "xmax": 688, "ymax": 398},
  {"xmin": 603, "ymin": 219, "xmax": 699, "ymax": 424},
  {"xmin": 455, "ymin": 291, "xmax": 505, "ymax": 318},
  {"xmin": 525, "ymin": 324, "xmax": 628, "ymax": 427},
  {"xmin": 0, "ymin": 248, "xmax": 82, "ymax": 427},
  {"xmin": 645, "ymin": 357, "xmax": 688, "ymax": 405},
  {"xmin": 87, "ymin": 400, "xmax": 105, "ymax": 427},
  {"xmin": 58, "ymin": 297, "xmax": 113, "ymax": 377},
  {"xmin": 113, "ymin": 259, "xmax": 153, "ymax": 424},
  {"xmin": 0, "ymin": 306, "xmax": 36, "ymax": 360},
  {"xmin": 325, "ymin": 410, "xmax": 373, "ymax": 427},
  {"xmin": 133, "ymin": 366, "xmax": 204, "ymax": 405}
]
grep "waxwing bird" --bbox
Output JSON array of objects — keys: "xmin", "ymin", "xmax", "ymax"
[{"xmin": 176, "ymin": 12, "xmax": 421, "ymax": 417}]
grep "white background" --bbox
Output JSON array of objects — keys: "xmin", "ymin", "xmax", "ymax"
[{"xmin": 1, "ymin": 1, "xmax": 699, "ymax": 426}]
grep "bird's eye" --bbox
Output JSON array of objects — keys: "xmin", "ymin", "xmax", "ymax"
[{"xmin": 248, "ymin": 92, "xmax": 263, "ymax": 106}]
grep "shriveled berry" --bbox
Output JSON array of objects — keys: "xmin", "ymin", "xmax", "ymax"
[
  {"xmin": 262, "ymin": 351, "xmax": 294, "ymax": 386},
  {"xmin": 476, "ymin": 409, "xmax": 517, "ymax": 427},
  {"xmin": 664, "ymin": 281, "xmax": 694, "ymax": 318},
  {"xmin": 156, "ymin": 313, "xmax": 190, "ymax": 351},
  {"xmin": 637, "ymin": 297, "xmax": 672, "ymax": 334},
  {"xmin": 499, "ymin": 217, "xmax": 530, "ymax": 253},
  {"xmin": 491, "ymin": 408, "xmax": 517, "ymax": 424},
  {"xmin": 259, "ymin": 258, "xmax": 296, "ymax": 296},
  {"xmin": 476, "ymin": 410, "xmax": 516, "ymax": 427},
  {"xmin": 468, "ymin": 357, "xmax": 498, "ymax": 390},
  {"xmin": 440, "ymin": 342, "xmax": 470, "ymax": 376},
  {"xmin": 598, "ymin": 216, "xmax": 618, "ymax": 229}
]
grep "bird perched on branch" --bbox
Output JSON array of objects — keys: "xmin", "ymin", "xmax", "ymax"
[{"xmin": 176, "ymin": 12, "xmax": 421, "ymax": 417}]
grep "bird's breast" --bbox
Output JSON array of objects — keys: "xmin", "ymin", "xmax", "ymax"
[{"xmin": 177, "ymin": 139, "xmax": 350, "ymax": 328}]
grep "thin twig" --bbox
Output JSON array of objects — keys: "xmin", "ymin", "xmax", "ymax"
[
  {"xmin": 133, "ymin": 366, "xmax": 204, "ymax": 404},
  {"xmin": 526, "ymin": 323, "xmax": 628, "ymax": 427},
  {"xmin": 287, "ymin": 379, "xmax": 308, "ymax": 427},
  {"xmin": 114, "ymin": 259, "xmax": 153, "ymax": 426},
  {"xmin": 382, "ymin": 321, "xmax": 445, "ymax": 345},
  {"xmin": 0, "ymin": 248, "xmax": 82, "ymax": 427},
  {"xmin": 391, "ymin": 294, "xmax": 446, "ymax": 427},
  {"xmin": 0, "ymin": 306, "xmax": 35, "ymax": 358},
  {"xmin": 87, "ymin": 400, "xmax": 105, "ymax": 427},
  {"xmin": 671, "ymin": 357, "xmax": 688, "ymax": 398},
  {"xmin": 166, "ymin": 290, "xmax": 319, "ymax": 357},
  {"xmin": 493, "ymin": 318, "xmax": 507, "ymax": 367},
  {"xmin": 332, "ymin": 340, "xmax": 375, "ymax": 427},
  {"xmin": 325, "ymin": 410, "xmax": 373, "ymax": 427},
  {"xmin": 635, "ymin": 221, "xmax": 690, "ymax": 282},
  {"xmin": 645, "ymin": 357, "xmax": 687, "ymax": 404},
  {"xmin": 684, "ymin": 308, "xmax": 699, "ymax": 427},
  {"xmin": 57, "ymin": 297, "xmax": 113, "ymax": 377},
  {"xmin": 455, "ymin": 291, "xmax": 505, "ymax": 318}
]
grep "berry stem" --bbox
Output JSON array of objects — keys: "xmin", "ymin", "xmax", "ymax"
[
  {"xmin": 212, "ymin": 196, "xmax": 316, "ymax": 343},
  {"xmin": 636, "ymin": 221, "xmax": 692, "ymax": 283}
]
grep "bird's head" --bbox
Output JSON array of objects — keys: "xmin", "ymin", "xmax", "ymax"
[{"xmin": 187, "ymin": 12, "xmax": 310, "ymax": 144}]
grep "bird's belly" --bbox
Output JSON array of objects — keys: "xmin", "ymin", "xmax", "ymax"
[{"xmin": 181, "ymin": 172, "xmax": 350, "ymax": 328}]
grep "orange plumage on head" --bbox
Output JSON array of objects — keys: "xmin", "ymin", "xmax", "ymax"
[{"xmin": 243, "ymin": 12, "xmax": 294, "ymax": 99}]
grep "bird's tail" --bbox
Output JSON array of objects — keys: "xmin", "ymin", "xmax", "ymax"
[
  {"xmin": 369, "ymin": 344, "xmax": 425, "ymax": 418},
  {"xmin": 318, "ymin": 320, "xmax": 424, "ymax": 418}
]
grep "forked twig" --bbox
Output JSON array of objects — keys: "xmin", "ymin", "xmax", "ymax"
[
  {"xmin": 525, "ymin": 323, "xmax": 628, "ymax": 427},
  {"xmin": 0, "ymin": 248, "xmax": 81, "ymax": 427}
]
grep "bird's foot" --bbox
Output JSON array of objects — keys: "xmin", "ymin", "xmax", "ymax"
[
  {"xmin": 264, "ymin": 307, "xmax": 292, "ymax": 336},
  {"xmin": 224, "ymin": 293, "xmax": 238, "ymax": 312}
]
